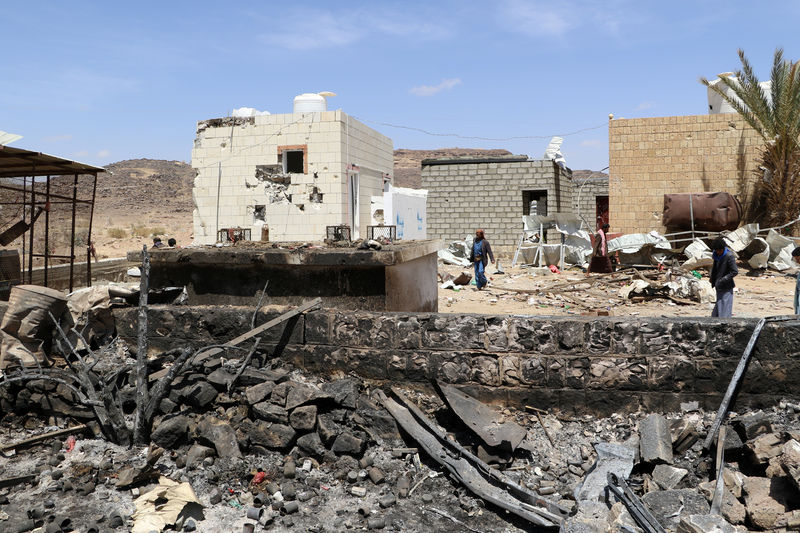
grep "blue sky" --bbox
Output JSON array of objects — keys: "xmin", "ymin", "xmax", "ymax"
[{"xmin": 2, "ymin": 1, "xmax": 799, "ymax": 172}]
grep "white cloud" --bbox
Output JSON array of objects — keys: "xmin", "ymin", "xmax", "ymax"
[
  {"xmin": 96, "ymin": 149, "xmax": 111, "ymax": 158},
  {"xmin": 497, "ymin": 0, "xmax": 575, "ymax": 37},
  {"xmin": 580, "ymin": 139, "xmax": 603, "ymax": 147},
  {"xmin": 410, "ymin": 78, "xmax": 462, "ymax": 97},
  {"xmin": 43, "ymin": 134, "xmax": 73, "ymax": 142},
  {"xmin": 258, "ymin": 7, "xmax": 450, "ymax": 50},
  {"xmin": 636, "ymin": 101, "xmax": 655, "ymax": 110},
  {"xmin": 496, "ymin": 0, "xmax": 638, "ymax": 39},
  {"xmin": 73, "ymin": 150, "xmax": 89, "ymax": 158}
]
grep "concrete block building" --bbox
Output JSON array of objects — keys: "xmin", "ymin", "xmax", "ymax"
[
  {"xmin": 191, "ymin": 97, "xmax": 394, "ymax": 244},
  {"xmin": 421, "ymin": 155, "xmax": 607, "ymax": 252}
]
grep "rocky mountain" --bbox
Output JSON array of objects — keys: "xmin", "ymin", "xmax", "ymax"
[
  {"xmin": 393, "ymin": 148, "xmax": 513, "ymax": 189},
  {"xmin": 97, "ymin": 159, "xmax": 195, "ymax": 213}
]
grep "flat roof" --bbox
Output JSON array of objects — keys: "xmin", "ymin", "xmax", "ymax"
[
  {"xmin": 127, "ymin": 239, "xmax": 443, "ymax": 267},
  {"xmin": 421, "ymin": 155, "xmax": 529, "ymax": 167},
  {"xmin": 0, "ymin": 144, "xmax": 106, "ymax": 178}
]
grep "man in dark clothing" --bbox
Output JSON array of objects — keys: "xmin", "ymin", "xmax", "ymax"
[
  {"xmin": 710, "ymin": 237, "xmax": 738, "ymax": 317},
  {"xmin": 469, "ymin": 229, "xmax": 495, "ymax": 290}
]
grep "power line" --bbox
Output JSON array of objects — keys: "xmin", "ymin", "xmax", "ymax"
[{"xmin": 350, "ymin": 116, "xmax": 608, "ymax": 141}]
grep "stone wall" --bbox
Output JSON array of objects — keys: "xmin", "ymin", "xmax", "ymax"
[
  {"xmin": 608, "ymin": 114, "xmax": 762, "ymax": 235},
  {"xmin": 421, "ymin": 158, "xmax": 572, "ymax": 252},
  {"xmin": 115, "ymin": 306, "xmax": 800, "ymax": 416}
]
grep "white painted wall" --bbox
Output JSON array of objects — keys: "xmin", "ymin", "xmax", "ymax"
[
  {"xmin": 191, "ymin": 111, "xmax": 393, "ymax": 244},
  {"xmin": 384, "ymin": 185, "xmax": 427, "ymax": 240}
]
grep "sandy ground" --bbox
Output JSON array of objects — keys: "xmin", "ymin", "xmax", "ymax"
[
  {"xmin": 91, "ymin": 211, "xmax": 193, "ymax": 259},
  {"xmin": 89, "ymin": 210, "xmax": 796, "ymax": 319},
  {"xmin": 438, "ymin": 262, "xmax": 797, "ymax": 318}
]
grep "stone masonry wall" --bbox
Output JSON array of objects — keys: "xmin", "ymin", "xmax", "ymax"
[
  {"xmin": 115, "ymin": 306, "xmax": 800, "ymax": 417},
  {"xmin": 608, "ymin": 114, "xmax": 762, "ymax": 235},
  {"xmin": 421, "ymin": 159, "xmax": 572, "ymax": 253}
]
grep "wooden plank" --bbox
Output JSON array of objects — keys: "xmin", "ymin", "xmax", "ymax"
[
  {"xmin": 193, "ymin": 297, "xmax": 321, "ymax": 364},
  {"xmin": 711, "ymin": 425, "xmax": 727, "ymax": 515}
]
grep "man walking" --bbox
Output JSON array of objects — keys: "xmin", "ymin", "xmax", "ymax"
[
  {"xmin": 469, "ymin": 229, "xmax": 494, "ymax": 290},
  {"xmin": 710, "ymin": 237, "xmax": 738, "ymax": 317}
]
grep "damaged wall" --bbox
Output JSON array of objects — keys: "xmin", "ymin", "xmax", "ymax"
[
  {"xmin": 191, "ymin": 110, "xmax": 393, "ymax": 243},
  {"xmin": 609, "ymin": 113, "xmax": 762, "ymax": 235},
  {"xmin": 115, "ymin": 307, "xmax": 800, "ymax": 416},
  {"xmin": 422, "ymin": 157, "xmax": 573, "ymax": 252}
]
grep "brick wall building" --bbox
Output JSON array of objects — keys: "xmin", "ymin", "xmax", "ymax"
[
  {"xmin": 608, "ymin": 114, "xmax": 762, "ymax": 235},
  {"xmin": 191, "ymin": 109, "xmax": 393, "ymax": 244},
  {"xmin": 421, "ymin": 156, "xmax": 595, "ymax": 253}
]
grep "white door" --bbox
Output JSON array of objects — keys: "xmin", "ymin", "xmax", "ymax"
[{"xmin": 348, "ymin": 171, "xmax": 360, "ymax": 238}]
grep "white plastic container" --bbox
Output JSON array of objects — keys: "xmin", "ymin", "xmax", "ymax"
[{"xmin": 293, "ymin": 93, "xmax": 326, "ymax": 113}]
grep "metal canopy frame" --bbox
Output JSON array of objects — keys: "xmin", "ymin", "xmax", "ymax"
[{"xmin": 0, "ymin": 145, "xmax": 104, "ymax": 292}]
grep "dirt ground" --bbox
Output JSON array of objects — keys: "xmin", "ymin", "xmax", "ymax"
[
  {"xmin": 438, "ymin": 262, "xmax": 797, "ymax": 318},
  {"xmin": 92, "ymin": 210, "xmax": 193, "ymax": 260}
]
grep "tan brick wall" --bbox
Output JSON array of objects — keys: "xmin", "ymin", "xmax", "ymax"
[{"xmin": 608, "ymin": 113, "xmax": 763, "ymax": 235}]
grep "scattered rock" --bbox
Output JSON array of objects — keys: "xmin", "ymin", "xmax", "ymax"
[
  {"xmin": 252, "ymin": 402, "xmax": 289, "ymax": 424},
  {"xmin": 331, "ymin": 432, "xmax": 365, "ymax": 456},
  {"xmin": 197, "ymin": 416, "xmax": 242, "ymax": 459},
  {"xmin": 186, "ymin": 444, "xmax": 215, "ymax": 468},
  {"xmin": 652, "ymin": 464, "xmax": 688, "ymax": 490},
  {"xmin": 676, "ymin": 514, "xmax": 738, "ymax": 533},
  {"xmin": 245, "ymin": 382, "xmax": 275, "ymax": 405},
  {"xmin": 289, "ymin": 405, "xmax": 317, "ymax": 431},
  {"xmin": 639, "ymin": 414, "xmax": 673, "ymax": 464},
  {"xmin": 150, "ymin": 415, "xmax": 189, "ymax": 449},
  {"xmin": 641, "ymin": 489, "xmax": 709, "ymax": 529},
  {"xmin": 250, "ymin": 422, "xmax": 297, "ymax": 450}
]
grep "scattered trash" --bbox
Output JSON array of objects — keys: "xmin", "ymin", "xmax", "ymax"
[{"xmin": 131, "ymin": 477, "xmax": 203, "ymax": 533}]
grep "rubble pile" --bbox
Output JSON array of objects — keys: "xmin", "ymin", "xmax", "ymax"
[{"xmin": 5, "ymin": 342, "xmax": 800, "ymax": 532}]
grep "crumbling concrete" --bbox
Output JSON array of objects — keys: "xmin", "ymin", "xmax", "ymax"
[{"xmin": 130, "ymin": 241, "xmax": 441, "ymax": 312}]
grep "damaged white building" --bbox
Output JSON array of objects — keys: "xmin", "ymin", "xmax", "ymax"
[{"xmin": 191, "ymin": 94, "xmax": 394, "ymax": 244}]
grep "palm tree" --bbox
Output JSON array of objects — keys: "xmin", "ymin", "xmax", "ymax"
[{"xmin": 701, "ymin": 48, "xmax": 800, "ymax": 227}]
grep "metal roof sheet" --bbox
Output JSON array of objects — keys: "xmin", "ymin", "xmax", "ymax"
[{"xmin": 0, "ymin": 144, "xmax": 105, "ymax": 178}]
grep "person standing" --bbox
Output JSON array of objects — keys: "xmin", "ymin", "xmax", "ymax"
[
  {"xmin": 710, "ymin": 237, "xmax": 738, "ymax": 318},
  {"xmin": 469, "ymin": 229, "xmax": 494, "ymax": 290},
  {"xmin": 588, "ymin": 223, "xmax": 613, "ymax": 273},
  {"xmin": 793, "ymin": 247, "xmax": 800, "ymax": 314}
]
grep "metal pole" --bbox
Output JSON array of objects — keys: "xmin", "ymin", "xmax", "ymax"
[
  {"xmin": 215, "ymin": 162, "xmax": 221, "ymax": 242},
  {"xmin": 22, "ymin": 176, "xmax": 26, "ymax": 283},
  {"xmin": 86, "ymin": 173, "xmax": 98, "ymax": 287},
  {"xmin": 68, "ymin": 173, "xmax": 78, "ymax": 292},
  {"xmin": 44, "ymin": 176, "xmax": 50, "ymax": 287},
  {"xmin": 27, "ymin": 178, "xmax": 35, "ymax": 284}
]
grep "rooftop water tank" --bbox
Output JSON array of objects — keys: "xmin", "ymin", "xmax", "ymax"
[{"xmin": 293, "ymin": 93, "xmax": 327, "ymax": 113}]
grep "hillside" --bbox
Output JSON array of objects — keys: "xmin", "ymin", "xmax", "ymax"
[
  {"xmin": 97, "ymin": 159, "xmax": 194, "ymax": 212},
  {"xmin": 393, "ymin": 148, "xmax": 512, "ymax": 188}
]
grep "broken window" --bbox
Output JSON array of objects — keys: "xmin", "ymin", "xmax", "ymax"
[
  {"xmin": 309, "ymin": 186, "xmax": 323, "ymax": 203},
  {"xmin": 283, "ymin": 150, "xmax": 304, "ymax": 174},
  {"xmin": 253, "ymin": 205, "xmax": 266, "ymax": 222},
  {"xmin": 522, "ymin": 190, "xmax": 548, "ymax": 216}
]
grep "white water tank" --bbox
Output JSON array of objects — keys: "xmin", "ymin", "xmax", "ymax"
[{"xmin": 293, "ymin": 93, "xmax": 327, "ymax": 113}]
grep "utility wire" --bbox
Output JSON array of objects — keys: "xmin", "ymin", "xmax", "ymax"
[{"xmin": 351, "ymin": 116, "xmax": 608, "ymax": 141}]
